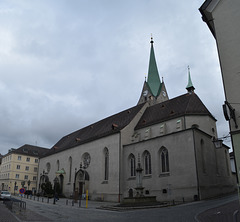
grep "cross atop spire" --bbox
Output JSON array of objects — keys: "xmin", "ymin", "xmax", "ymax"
[
  {"xmin": 147, "ymin": 36, "xmax": 161, "ymax": 97},
  {"xmin": 186, "ymin": 66, "xmax": 195, "ymax": 93}
]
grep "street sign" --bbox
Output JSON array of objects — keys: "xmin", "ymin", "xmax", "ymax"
[{"xmin": 19, "ymin": 188, "xmax": 25, "ymax": 194}]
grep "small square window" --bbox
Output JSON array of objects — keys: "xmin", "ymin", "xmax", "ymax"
[
  {"xmin": 26, "ymin": 157, "xmax": 30, "ymax": 162},
  {"xmin": 33, "ymin": 176, "xmax": 37, "ymax": 181},
  {"xmin": 25, "ymin": 166, "xmax": 29, "ymax": 171},
  {"xmin": 17, "ymin": 165, "xmax": 20, "ymax": 169},
  {"xmin": 18, "ymin": 156, "xmax": 22, "ymax": 161},
  {"xmin": 24, "ymin": 175, "xmax": 28, "ymax": 180},
  {"xmin": 34, "ymin": 167, "xmax": 38, "ymax": 172},
  {"xmin": 35, "ymin": 159, "xmax": 38, "ymax": 163}
]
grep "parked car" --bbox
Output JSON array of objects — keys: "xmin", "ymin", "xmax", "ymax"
[
  {"xmin": 0, "ymin": 191, "xmax": 11, "ymax": 199},
  {"xmin": 25, "ymin": 190, "xmax": 32, "ymax": 195}
]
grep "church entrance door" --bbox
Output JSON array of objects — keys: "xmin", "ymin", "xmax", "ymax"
[{"xmin": 74, "ymin": 169, "xmax": 89, "ymax": 198}]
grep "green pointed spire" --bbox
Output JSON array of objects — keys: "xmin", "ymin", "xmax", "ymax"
[
  {"xmin": 186, "ymin": 66, "xmax": 195, "ymax": 92},
  {"xmin": 147, "ymin": 37, "xmax": 161, "ymax": 97}
]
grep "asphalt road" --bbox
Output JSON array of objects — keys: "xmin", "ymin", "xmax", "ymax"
[{"xmin": 7, "ymin": 194, "xmax": 239, "ymax": 222}]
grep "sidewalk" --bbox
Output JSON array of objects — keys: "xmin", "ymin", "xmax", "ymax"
[
  {"xmin": 196, "ymin": 200, "xmax": 240, "ymax": 222},
  {"xmin": 5, "ymin": 194, "xmax": 240, "ymax": 222},
  {"xmin": 0, "ymin": 201, "xmax": 19, "ymax": 222},
  {"xmin": 13, "ymin": 194, "xmax": 110, "ymax": 209}
]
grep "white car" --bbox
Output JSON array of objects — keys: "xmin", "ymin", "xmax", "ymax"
[{"xmin": 0, "ymin": 191, "xmax": 11, "ymax": 199}]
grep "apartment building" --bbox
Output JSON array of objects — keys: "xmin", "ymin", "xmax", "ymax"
[{"xmin": 0, "ymin": 144, "xmax": 48, "ymax": 194}]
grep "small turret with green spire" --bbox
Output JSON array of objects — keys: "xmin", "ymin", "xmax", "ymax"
[{"xmin": 186, "ymin": 66, "xmax": 195, "ymax": 93}]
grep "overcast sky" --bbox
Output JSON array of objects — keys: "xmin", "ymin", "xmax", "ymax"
[{"xmin": 0, "ymin": 0, "xmax": 231, "ymax": 154}]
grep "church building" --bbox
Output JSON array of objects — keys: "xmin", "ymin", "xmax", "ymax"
[{"xmin": 37, "ymin": 38, "xmax": 236, "ymax": 202}]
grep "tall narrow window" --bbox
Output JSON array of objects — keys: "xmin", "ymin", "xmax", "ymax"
[
  {"xmin": 57, "ymin": 160, "xmax": 60, "ymax": 171},
  {"xmin": 129, "ymin": 154, "xmax": 136, "ymax": 177},
  {"xmin": 69, "ymin": 157, "xmax": 72, "ymax": 182},
  {"xmin": 104, "ymin": 148, "xmax": 109, "ymax": 181},
  {"xmin": 160, "ymin": 147, "xmax": 169, "ymax": 173},
  {"xmin": 143, "ymin": 151, "xmax": 152, "ymax": 175}
]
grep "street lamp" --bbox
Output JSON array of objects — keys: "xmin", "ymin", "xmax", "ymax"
[
  {"xmin": 53, "ymin": 177, "xmax": 59, "ymax": 204},
  {"xmin": 212, "ymin": 134, "xmax": 231, "ymax": 149},
  {"xmin": 212, "ymin": 138, "xmax": 223, "ymax": 149},
  {"xmin": 21, "ymin": 181, "xmax": 25, "ymax": 188}
]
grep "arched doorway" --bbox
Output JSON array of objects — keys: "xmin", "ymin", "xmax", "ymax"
[
  {"xmin": 38, "ymin": 174, "xmax": 49, "ymax": 195},
  {"xmin": 55, "ymin": 168, "xmax": 66, "ymax": 195},
  {"xmin": 74, "ymin": 169, "xmax": 89, "ymax": 198}
]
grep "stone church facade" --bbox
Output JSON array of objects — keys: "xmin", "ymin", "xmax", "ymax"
[{"xmin": 37, "ymin": 38, "xmax": 236, "ymax": 202}]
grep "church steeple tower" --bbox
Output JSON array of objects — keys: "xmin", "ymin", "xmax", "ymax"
[
  {"xmin": 147, "ymin": 37, "xmax": 161, "ymax": 97},
  {"xmin": 186, "ymin": 66, "xmax": 195, "ymax": 93},
  {"xmin": 138, "ymin": 37, "xmax": 169, "ymax": 105}
]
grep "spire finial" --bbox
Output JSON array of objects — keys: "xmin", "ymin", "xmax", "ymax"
[{"xmin": 150, "ymin": 34, "xmax": 154, "ymax": 44}]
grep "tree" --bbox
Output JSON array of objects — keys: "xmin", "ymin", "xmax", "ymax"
[{"xmin": 41, "ymin": 181, "xmax": 54, "ymax": 196}]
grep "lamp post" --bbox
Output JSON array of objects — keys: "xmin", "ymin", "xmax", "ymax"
[
  {"xmin": 14, "ymin": 181, "xmax": 17, "ymax": 195},
  {"xmin": 27, "ymin": 180, "xmax": 31, "ymax": 190},
  {"xmin": 53, "ymin": 177, "xmax": 59, "ymax": 205},
  {"xmin": 78, "ymin": 162, "xmax": 86, "ymax": 207},
  {"xmin": 74, "ymin": 168, "xmax": 78, "ymax": 203},
  {"xmin": 21, "ymin": 181, "xmax": 25, "ymax": 188}
]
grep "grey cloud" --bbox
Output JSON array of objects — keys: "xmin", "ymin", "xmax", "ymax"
[{"xmin": 0, "ymin": 0, "xmax": 231, "ymax": 154}]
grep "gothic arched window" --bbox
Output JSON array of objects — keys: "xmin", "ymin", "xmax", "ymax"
[
  {"xmin": 68, "ymin": 157, "xmax": 72, "ymax": 182},
  {"xmin": 104, "ymin": 148, "xmax": 109, "ymax": 181},
  {"xmin": 160, "ymin": 147, "xmax": 169, "ymax": 173},
  {"xmin": 46, "ymin": 162, "xmax": 51, "ymax": 173},
  {"xmin": 57, "ymin": 160, "xmax": 60, "ymax": 171},
  {"xmin": 129, "ymin": 154, "xmax": 136, "ymax": 177},
  {"xmin": 143, "ymin": 151, "xmax": 152, "ymax": 175}
]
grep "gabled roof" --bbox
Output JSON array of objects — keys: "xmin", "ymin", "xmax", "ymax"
[
  {"xmin": 43, "ymin": 103, "xmax": 146, "ymax": 156},
  {"xmin": 135, "ymin": 93, "xmax": 215, "ymax": 130},
  {"xmin": 8, "ymin": 144, "xmax": 49, "ymax": 158}
]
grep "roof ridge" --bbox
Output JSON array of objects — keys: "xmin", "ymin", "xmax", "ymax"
[{"xmin": 58, "ymin": 103, "xmax": 146, "ymax": 140}]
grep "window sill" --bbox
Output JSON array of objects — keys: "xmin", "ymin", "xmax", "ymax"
[
  {"xmin": 159, "ymin": 172, "xmax": 170, "ymax": 177},
  {"xmin": 127, "ymin": 176, "xmax": 136, "ymax": 181},
  {"xmin": 143, "ymin": 175, "xmax": 152, "ymax": 179},
  {"xmin": 101, "ymin": 180, "xmax": 108, "ymax": 184}
]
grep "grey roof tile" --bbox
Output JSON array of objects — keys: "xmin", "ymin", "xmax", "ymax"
[{"xmin": 135, "ymin": 93, "xmax": 214, "ymax": 130}]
